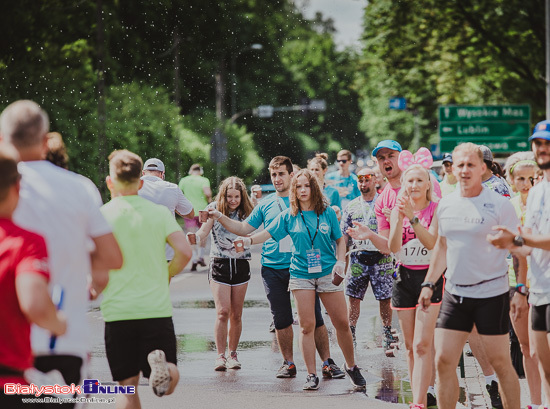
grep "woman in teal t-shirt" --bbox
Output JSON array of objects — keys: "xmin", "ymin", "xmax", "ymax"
[
  {"xmin": 235, "ymin": 170, "xmax": 366, "ymax": 391},
  {"xmin": 307, "ymin": 153, "xmax": 342, "ymax": 210}
]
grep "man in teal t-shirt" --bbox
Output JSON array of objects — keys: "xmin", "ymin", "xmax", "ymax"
[
  {"xmin": 178, "ymin": 163, "xmax": 212, "ymax": 270},
  {"xmin": 100, "ymin": 150, "xmax": 191, "ymax": 405}
]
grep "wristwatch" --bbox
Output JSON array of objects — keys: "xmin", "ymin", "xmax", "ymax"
[
  {"xmin": 513, "ymin": 235, "xmax": 525, "ymax": 247},
  {"xmin": 421, "ymin": 281, "xmax": 435, "ymax": 291},
  {"xmin": 410, "ymin": 216, "xmax": 420, "ymax": 226},
  {"xmin": 515, "ymin": 284, "xmax": 529, "ymax": 296}
]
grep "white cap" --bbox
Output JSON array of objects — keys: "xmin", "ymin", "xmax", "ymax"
[{"xmin": 143, "ymin": 158, "xmax": 165, "ymax": 172}]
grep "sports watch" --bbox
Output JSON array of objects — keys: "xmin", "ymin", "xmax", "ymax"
[
  {"xmin": 410, "ymin": 216, "xmax": 420, "ymax": 226},
  {"xmin": 515, "ymin": 284, "xmax": 528, "ymax": 296},
  {"xmin": 513, "ymin": 235, "xmax": 525, "ymax": 247},
  {"xmin": 421, "ymin": 281, "xmax": 435, "ymax": 291}
]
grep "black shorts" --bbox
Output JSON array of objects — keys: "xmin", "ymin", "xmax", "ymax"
[
  {"xmin": 436, "ymin": 291, "xmax": 510, "ymax": 335},
  {"xmin": 531, "ymin": 303, "xmax": 550, "ymax": 332},
  {"xmin": 104, "ymin": 317, "xmax": 177, "ymax": 381},
  {"xmin": 391, "ymin": 266, "xmax": 444, "ymax": 310},
  {"xmin": 209, "ymin": 258, "xmax": 250, "ymax": 286}
]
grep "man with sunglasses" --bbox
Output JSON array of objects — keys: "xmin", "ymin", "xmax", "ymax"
[
  {"xmin": 340, "ymin": 167, "xmax": 395, "ymax": 348},
  {"xmin": 440, "ymin": 153, "xmax": 457, "ymax": 197},
  {"xmin": 326, "ymin": 149, "xmax": 360, "ymax": 209}
]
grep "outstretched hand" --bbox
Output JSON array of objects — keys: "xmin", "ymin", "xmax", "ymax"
[
  {"xmin": 347, "ymin": 221, "xmax": 372, "ymax": 241},
  {"xmin": 487, "ymin": 225, "xmax": 519, "ymax": 249}
]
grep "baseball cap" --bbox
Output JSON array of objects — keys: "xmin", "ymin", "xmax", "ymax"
[
  {"xmin": 143, "ymin": 158, "xmax": 165, "ymax": 172},
  {"xmin": 372, "ymin": 140, "xmax": 403, "ymax": 157},
  {"xmin": 478, "ymin": 145, "xmax": 493, "ymax": 162},
  {"xmin": 442, "ymin": 153, "xmax": 453, "ymax": 164},
  {"xmin": 529, "ymin": 120, "xmax": 550, "ymax": 141}
]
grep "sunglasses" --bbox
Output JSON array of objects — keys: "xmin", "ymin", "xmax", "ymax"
[
  {"xmin": 337, "ymin": 159, "xmax": 348, "ymax": 164},
  {"xmin": 357, "ymin": 174, "xmax": 374, "ymax": 182}
]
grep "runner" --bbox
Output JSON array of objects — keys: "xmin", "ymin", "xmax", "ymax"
[
  {"xmin": 179, "ymin": 164, "xmax": 212, "ymax": 271},
  {"xmin": 419, "ymin": 142, "xmax": 521, "ymax": 409},
  {"xmin": 188, "ymin": 176, "xmax": 253, "ymax": 371},
  {"xmin": 100, "ymin": 150, "xmax": 192, "ymax": 407},
  {"xmin": 340, "ymin": 167, "xmax": 394, "ymax": 347},
  {"xmin": 1, "ymin": 100, "xmax": 122, "ymax": 409},
  {"xmin": 489, "ymin": 120, "xmax": 550, "ymax": 408},
  {"xmin": 139, "ymin": 157, "xmax": 194, "ymax": 262},
  {"xmin": 326, "ymin": 149, "xmax": 360, "ymax": 209},
  {"xmin": 439, "ymin": 153, "xmax": 457, "ymax": 197},
  {"xmin": 480, "ymin": 145, "xmax": 512, "ymax": 198},
  {"xmin": 503, "ymin": 151, "xmax": 547, "ymax": 409},
  {"xmin": 0, "ymin": 142, "xmax": 66, "ymax": 409},
  {"xmin": 307, "ymin": 153, "xmax": 342, "ymax": 209},
  {"xmin": 236, "ymin": 169, "xmax": 366, "ymax": 390},
  {"xmin": 387, "ymin": 152, "xmax": 441, "ymax": 409},
  {"xmin": 211, "ymin": 156, "xmax": 344, "ymax": 380}
]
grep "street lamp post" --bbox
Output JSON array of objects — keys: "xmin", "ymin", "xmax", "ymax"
[{"xmin": 230, "ymin": 43, "xmax": 263, "ymax": 116}]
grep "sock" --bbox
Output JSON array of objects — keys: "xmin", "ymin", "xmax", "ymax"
[
  {"xmin": 485, "ymin": 373, "xmax": 498, "ymax": 385},
  {"xmin": 287, "ymin": 360, "xmax": 294, "ymax": 366},
  {"xmin": 428, "ymin": 385, "xmax": 436, "ymax": 395},
  {"xmin": 323, "ymin": 360, "xmax": 330, "ymax": 367}
]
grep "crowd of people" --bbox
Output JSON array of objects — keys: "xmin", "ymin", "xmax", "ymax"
[{"xmin": 2, "ymin": 99, "xmax": 550, "ymax": 409}]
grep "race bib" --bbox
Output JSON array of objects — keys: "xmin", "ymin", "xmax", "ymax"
[
  {"xmin": 279, "ymin": 235, "xmax": 292, "ymax": 253},
  {"xmin": 353, "ymin": 239, "xmax": 378, "ymax": 252},
  {"xmin": 306, "ymin": 249, "xmax": 322, "ymax": 273},
  {"xmin": 396, "ymin": 238, "xmax": 431, "ymax": 265}
]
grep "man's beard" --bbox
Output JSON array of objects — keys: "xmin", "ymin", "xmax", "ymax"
[
  {"xmin": 536, "ymin": 155, "xmax": 550, "ymax": 170},
  {"xmin": 360, "ymin": 186, "xmax": 371, "ymax": 194}
]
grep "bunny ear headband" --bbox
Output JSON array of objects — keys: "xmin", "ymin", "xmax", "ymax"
[{"xmin": 397, "ymin": 147, "xmax": 434, "ymax": 171}]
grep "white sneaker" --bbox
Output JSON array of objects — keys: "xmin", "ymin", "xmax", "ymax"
[
  {"xmin": 226, "ymin": 352, "xmax": 241, "ymax": 369},
  {"xmin": 147, "ymin": 349, "xmax": 171, "ymax": 397},
  {"xmin": 215, "ymin": 355, "xmax": 227, "ymax": 371}
]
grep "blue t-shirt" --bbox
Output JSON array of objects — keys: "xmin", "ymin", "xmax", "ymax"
[
  {"xmin": 324, "ymin": 185, "xmax": 342, "ymax": 209},
  {"xmin": 245, "ymin": 194, "xmax": 292, "ymax": 269},
  {"xmin": 267, "ymin": 206, "xmax": 342, "ymax": 279},
  {"xmin": 325, "ymin": 171, "xmax": 361, "ymax": 204}
]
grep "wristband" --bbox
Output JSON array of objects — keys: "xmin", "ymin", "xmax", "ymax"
[{"xmin": 515, "ymin": 283, "xmax": 528, "ymax": 296}]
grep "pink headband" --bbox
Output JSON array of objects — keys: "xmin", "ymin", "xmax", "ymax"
[{"xmin": 398, "ymin": 147, "xmax": 434, "ymax": 171}]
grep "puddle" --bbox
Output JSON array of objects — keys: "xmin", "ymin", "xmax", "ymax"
[
  {"xmin": 173, "ymin": 299, "xmax": 270, "ymax": 309},
  {"xmin": 176, "ymin": 334, "xmax": 274, "ymax": 354}
]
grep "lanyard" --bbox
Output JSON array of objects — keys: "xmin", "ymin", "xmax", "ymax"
[
  {"xmin": 299, "ymin": 210, "xmax": 320, "ymax": 249},
  {"xmin": 276, "ymin": 197, "xmax": 286, "ymax": 213},
  {"xmin": 359, "ymin": 193, "xmax": 378, "ymax": 225}
]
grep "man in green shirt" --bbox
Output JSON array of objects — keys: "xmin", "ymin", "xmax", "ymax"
[
  {"xmin": 178, "ymin": 163, "xmax": 212, "ymax": 270},
  {"xmin": 100, "ymin": 150, "xmax": 192, "ymax": 406}
]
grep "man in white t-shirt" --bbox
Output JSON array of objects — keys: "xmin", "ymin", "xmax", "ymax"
[
  {"xmin": 418, "ymin": 143, "xmax": 521, "ymax": 409},
  {"xmin": 0, "ymin": 100, "xmax": 123, "ymax": 405},
  {"xmin": 489, "ymin": 119, "xmax": 550, "ymax": 397},
  {"xmin": 139, "ymin": 157, "xmax": 194, "ymax": 261}
]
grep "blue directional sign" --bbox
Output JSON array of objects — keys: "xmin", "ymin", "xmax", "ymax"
[{"xmin": 389, "ymin": 97, "xmax": 407, "ymax": 110}]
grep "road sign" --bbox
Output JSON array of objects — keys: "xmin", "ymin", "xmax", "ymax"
[
  {"xmin": 439, "ymin": 104, "xmax": 530, "ymax": 153},
  {"xmin": 389, "ymin": 97, "xmax": 406, "ymax": 110}
]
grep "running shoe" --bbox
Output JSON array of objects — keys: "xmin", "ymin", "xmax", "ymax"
[
  {"xmin": 269, "ymin": 321, "xmax": 276, "ymax": 333},
  {"xmin": 426, "ymin": 391, "xmax": 437, "ymax": 408},
  {"xmin": 322, "ymin": 358, "xmax": 345, "ymax": 379},
  {"xmin": 215, "ymin": 354, "xmax": 227, "ymax": 371},
  {"xmin": 226, "ymin": 351, "xmax": 241, "ymax": 369},
  {"xmin": 303, "ymin": 373, "xmax": 319, "ymax": 390},
  {"xmin": 343, "ymin": 363, "xmax": 366, "ymax": 388},
  {"xmin": 276, "ymin": 360, "xmax": 297, "ymax": 378},
  {"xmin": 486, "ymin": 380, "xmax": 503, "ymax": 409},
  {"xmin": 147, "ymin": 349, "xmax": 171, "ymax": 397},
  {"xmin": 198, "ymin": 258, "xmax": 206, "ymax": 267},
  {"xmin": 190, "ymin": 262, "xmax": 198, "ymax": 272}
]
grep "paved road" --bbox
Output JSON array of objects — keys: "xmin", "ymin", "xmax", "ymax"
[{"xmin": 86, "ymin": 247, "xmax": 531, "ymax": 409}]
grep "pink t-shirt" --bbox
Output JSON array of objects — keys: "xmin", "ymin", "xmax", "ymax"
[
  {"xmin": 375, "ymin": 178, "xmax": 442, "ymax": 232},
  {"xmin": 400, "ymin": 201, "xmax": 438, "ymax": 270}
]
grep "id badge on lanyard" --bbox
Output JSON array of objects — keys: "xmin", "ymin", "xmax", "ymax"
[
  {"xmin": 307, "ymin": 249, "xmax": 322, "ymax": 273},
  {"xmin": 300, "ymin": 210, "xmax": 321, "ymax": 273}
]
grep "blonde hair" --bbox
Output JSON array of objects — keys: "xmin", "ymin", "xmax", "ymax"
[
  {"xmin": 289, "ymin": 169, "xmax": 328, "ymax": 216},
  {"xmin": 452, "ymin": 143, "xmax": 483, "ymax": 164},
  {"xmin": 504, "ymin": 151, "xmax": 538, "ymax": 186},
  {"xmin": 307, "ymin": 152, "xmax": 329, "ymax": 171},
  {"xmin": 215, "ymin": 176, "xmax": 253, "ymax": 220},
  {"xmin": 399, "ymin": 164, "xmax": 432, "ymax": 202}
]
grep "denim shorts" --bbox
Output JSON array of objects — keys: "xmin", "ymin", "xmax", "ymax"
[
  {"xmin": 289, "ymin": 273, "xmax": 343, "ymax": 293},
  {"xmin": 261, "ymin": 265, "xmax": 324, "ymax": 330}
]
